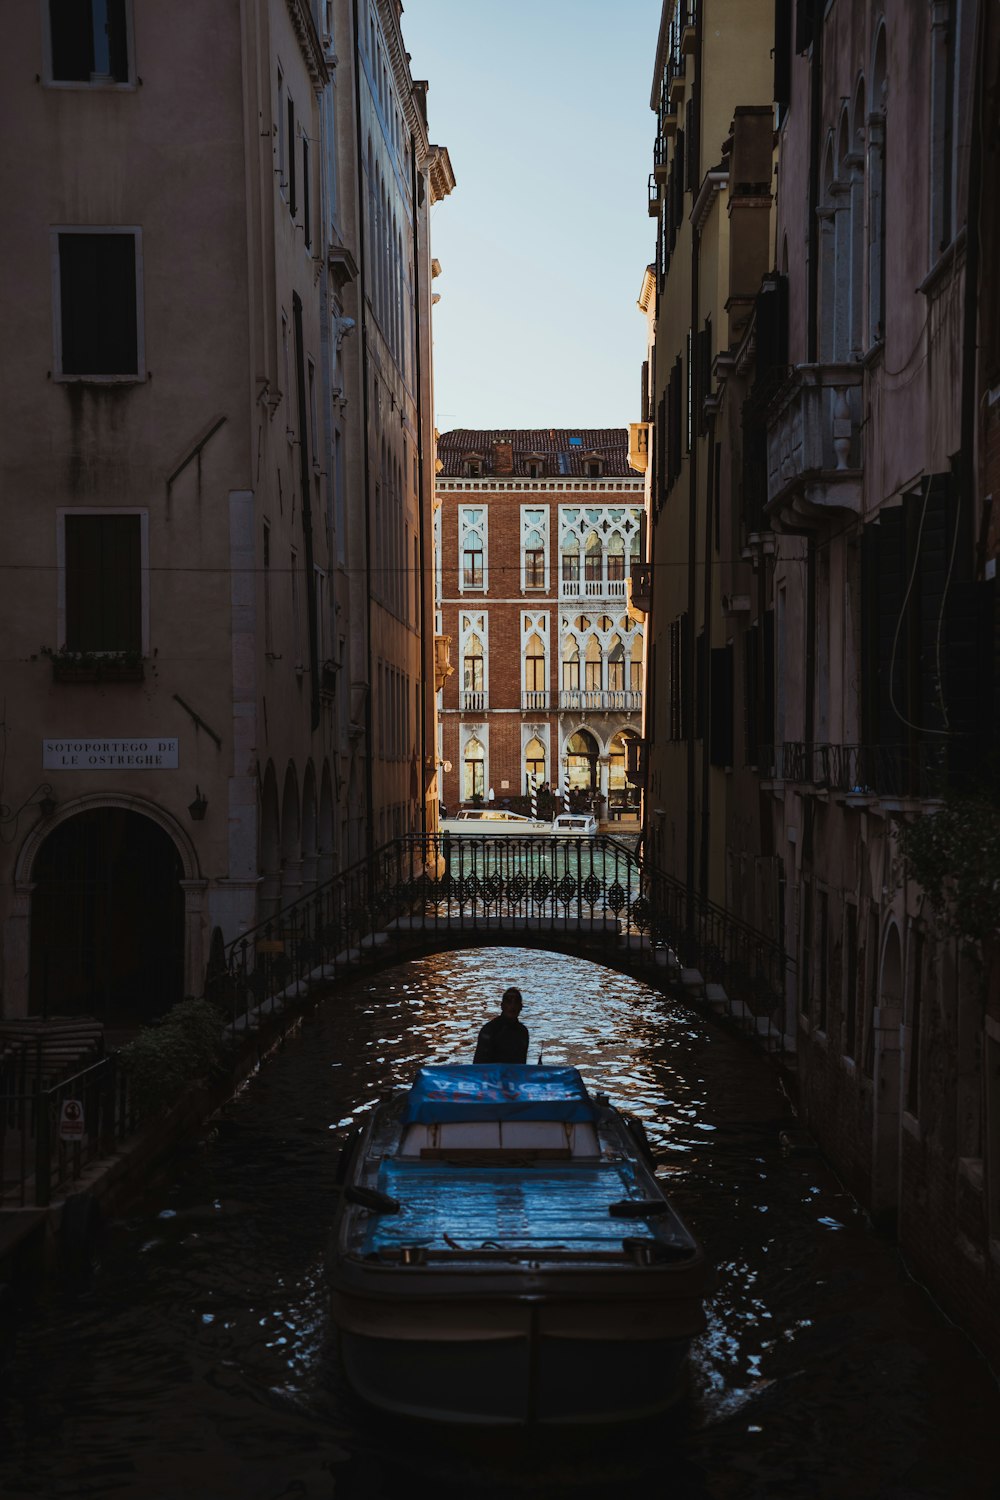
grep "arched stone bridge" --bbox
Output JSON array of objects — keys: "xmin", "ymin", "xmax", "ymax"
[{"xmin": 218, "ymin": 833, "xmax": 791, "ymax": 1051}]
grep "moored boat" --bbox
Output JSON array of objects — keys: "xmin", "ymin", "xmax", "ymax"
[
  {"xmin": 440, "ymin": 809, "xmax": 598, "ymax": 837},
  {"xmin": 327, "ymin": 1064, "xmax": 707, "ymax": 1425}
]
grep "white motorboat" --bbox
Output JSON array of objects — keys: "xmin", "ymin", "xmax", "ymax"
[
  {"xmin": 440, "ymin": 809, "xmax": 598, "ymax": 837},
  {"xmin": 327, "ymin": 1064, "xmax": 707, "ymax": 1425}
]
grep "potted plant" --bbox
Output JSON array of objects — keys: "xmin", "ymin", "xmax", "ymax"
[{"xmin": 43, "ymin": 646, "xmax": 145, "ymax": 683}]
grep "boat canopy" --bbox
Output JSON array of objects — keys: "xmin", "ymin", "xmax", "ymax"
[{"xmin": 402, "ymin": 1064, "xmax": 596, "ymax": 1124}]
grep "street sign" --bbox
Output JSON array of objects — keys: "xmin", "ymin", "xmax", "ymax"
[{"xmin": 58, "ymin": 1098, "xmax": 85, "ymax": 1143}]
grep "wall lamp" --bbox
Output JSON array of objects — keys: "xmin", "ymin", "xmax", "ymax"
[{"xmin": 188, "ymin": 787, "xmax": 208, "ymax": 821}]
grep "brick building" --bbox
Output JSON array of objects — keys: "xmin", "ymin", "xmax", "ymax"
[{"xmin": 435, "ymin": 430, "xmax": 645, "ymax": 820}]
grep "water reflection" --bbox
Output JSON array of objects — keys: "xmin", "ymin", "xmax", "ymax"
[{"xmin": 0, "ymin": 947, "xmax": 997, "ymax": 1500}]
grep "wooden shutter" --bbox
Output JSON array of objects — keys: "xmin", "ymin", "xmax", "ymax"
[
  {"xmin": 710, "ymin": 645, "xmax": 734, "ymax": 767},
  {"xmin": 107, "ymin": 0, "xmax": 129, "ymax": 80}
]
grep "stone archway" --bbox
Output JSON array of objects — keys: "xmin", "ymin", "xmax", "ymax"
[
  {"xmin": 25, "ymin": 806, "xmax": 186, "ymax": 1026},
  {"xmin": 872, "ymin": 920, "xmax": 903, "ymax": 1230}
]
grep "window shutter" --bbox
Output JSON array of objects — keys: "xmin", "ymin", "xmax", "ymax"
[
  {"xmin": 59, "ymin": 233, "xmax": 137, "ymax": 376},
  {"xmin": 762, "ymin": 609, "xmax": 775, "ymax": 773},
  {"xmin": 710, "ymin": 645, "xmax": 734, "ymax": 768},
  {"xmin": 107, "ymin": 0, "xmax": 129, "ymax": 80},
  {"xmin": 695, "ymin": 630, "xmax": 706, "ymax": 740},
  {"xmin": 65, "ymin": 515, "xmax": 141, "ymax": 652},
  {"xmin": 795, "ymin": 0, "xmax": 815, "ymax": 53},
  {"xmin": 744, "ymin": 624, "xmax": 759, "ymax": 767}
]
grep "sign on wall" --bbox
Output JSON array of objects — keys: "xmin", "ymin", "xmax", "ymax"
[{"xmin": 43, "ymin": 738, "xmax": 179, "ymax": 770}]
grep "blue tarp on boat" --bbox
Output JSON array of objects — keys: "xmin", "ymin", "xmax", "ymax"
[
  {"xmin": 363, "ymin": 1159, "xmax": 655, "ymax": 1253},
  {"xmin": 402, "ymin": 1064, "xmax": 596, "ymax": 1124}
]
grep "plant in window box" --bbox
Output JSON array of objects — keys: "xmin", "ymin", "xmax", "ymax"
[{"xmin": 43, "ymin": 646, "xmax": 145, "ymax": 683}]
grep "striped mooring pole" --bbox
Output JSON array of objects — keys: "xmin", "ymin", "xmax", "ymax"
[{"xmin": 529, "ymin": 774, "xmax": 538, "ymax": 821}]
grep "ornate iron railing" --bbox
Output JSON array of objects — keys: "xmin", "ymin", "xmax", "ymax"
[
  {"xmin": 0, "ymin": 1053, "xmax": 134, "ymax": 1207},
  {"xmin": 221, "ymin": 834, "xmax": 789, "ymax": 1042},
  {"xmin": 779, "ymin": 741, "xmax": 949, "ymax": 799}
]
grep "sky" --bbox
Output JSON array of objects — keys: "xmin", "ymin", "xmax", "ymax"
[{"xmin": 401, "ymin": 0, "xmax": 664, "ymax": 432}]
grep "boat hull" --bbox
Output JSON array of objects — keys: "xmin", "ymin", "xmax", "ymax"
[
  {"xmin": 330, "ymin": 1277, "xmax": 703, "ymax": 1424},
  {"xmin": 337, "ymin": 1323, "xmax": 692, "ymax": 1425}
]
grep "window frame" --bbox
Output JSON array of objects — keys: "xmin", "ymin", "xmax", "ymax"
[
  {"xmin": 51, "ymin": 226, "xmax": 145, "ymax": 383},
  {"xmin": 56, "ymin": 507, "xmax": 150, "ymax": 655},
  {"xmin": 42, "ymin": 0, "xmax": 137, "ymax": 90}
]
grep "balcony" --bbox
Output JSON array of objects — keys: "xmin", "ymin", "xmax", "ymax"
[
  {"xmin": 558, "ymin": 690, "xmax": 642, "ymax": 714},
  {"xmin": 628, "ymin": 560, "xmax": 652, "ymax": 618},
  {"xmin": 778, "ymin": 741, "xmax": 948, "ymax": 802},
  {"xmin": 521, "ymin": 690, "xmax": 554, "ymax": 712},
  {"xmin": 559, "ymin": 576, "xmax": 628, "ymax": 602},
  {"xmin": 433, "ymin": 635, "xmax": 454, "ymax": 693},
  {"xmin": 628, "ymin": 422, "xmax": 650, "ymax": 473},
  {"xmin": 460, "ymin": 690, "xmax": 488, "ymax": 713},
  {"xmin": 765, "ymin": 364, "xmax": 863, "ymax": 528}
]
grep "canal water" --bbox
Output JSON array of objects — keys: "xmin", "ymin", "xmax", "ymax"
[{"xmin": 1, "ymin": 948, "xmax": 997, "ymax": 1499}]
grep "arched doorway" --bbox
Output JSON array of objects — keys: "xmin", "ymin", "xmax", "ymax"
[
  {"xmin": 565, "ymin": 729, "xmax": 598, "ymax": 796},
  {"xmin": 608, "ymin": 731, "xmax": 640, "ymax": 819},
  {"xmin": 29, "ymin": 808, "xmax": 184, "ymax": 1024}
]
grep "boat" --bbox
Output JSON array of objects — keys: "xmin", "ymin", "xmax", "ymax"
[
  {"xmin": 550, "ymin": 811, "xmax": 598, "ymax": 837},
  {"xmin": 327, "ymin": 1063, "xmax": 707, "ymax": 1425},
  {"xmin": 440, "ymin": 809, "xmax": 598, "ymax": 837}
]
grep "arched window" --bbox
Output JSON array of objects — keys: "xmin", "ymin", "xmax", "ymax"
[
  {"xmin": 562, "ymin": 639, "xmax": 580, "ymax": 692},
  {"xmin": 524, "ymin": 522, "xmax": 545, "ymax": 588},
  {"xmin": 849, "ymin": 79, "xmax": 866, "ymax": 357},
  {"xmin": 607, "ymin": 533, "xmax": 625, "ymax": 584},
  {"xmin": 463, "ymin": 736, "xmax": 485, "ymax": 802},
  {"xmin": 463, "ymin": 633, "xmax": 484, "ymax": 693},
  {"xmin": 584, "ymin": 530, "xmax": 602, "ymax": 585},
  {"xmin": 562, "ymin": 536, "xmax": 580, "ymax": 587},
  {"xmin": 525, "ymin": 632, "xmax": 546, "ymax": 694},
  {"xmin": 585, "ymin": 635, "xmax": 602, "ymax": 692},
  {"xmin": 524, "ymin": 736, "xmax": 546, "ymax": 788},
  {"xmin": 565, "ymin": 729, "xmax": 598, "ymax": 792},
  {"xmin": 629, "ymin": 631, "xmax": 644, "ymax": 693},
  {"xmin": 607, "ymin": 636, "xmax": 625, "ymax": 692}
]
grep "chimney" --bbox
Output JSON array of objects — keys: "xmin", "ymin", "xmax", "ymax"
[{"xmin": 493, "ymin": 440, "xmax": 513, "ymax": 475}]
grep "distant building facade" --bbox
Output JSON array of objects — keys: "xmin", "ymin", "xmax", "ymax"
[
  {"xmin": 0, "ymin": 1, "xmax": 452, "ymax": 1024},
  {"xmin": 435, "ymin": 431, "xmax": 645, "ymax": 819}
]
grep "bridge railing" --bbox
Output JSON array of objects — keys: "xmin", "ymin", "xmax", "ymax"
[{"xmin": 219, "ymin": 834, "xmax": 789, "ymax": 1036}]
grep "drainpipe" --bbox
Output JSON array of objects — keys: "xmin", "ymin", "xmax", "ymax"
[
  {"xmin": 352, "ymin": 0, "xmax": 376, "ymax": 856},
  {"xmin": 411, "ymin": 142, "xmax": 429, "ymax": 837}
]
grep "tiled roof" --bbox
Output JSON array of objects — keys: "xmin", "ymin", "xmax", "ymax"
[{"xmin": 436, "ymin": 428, "xmax": 638, "ymax": 479}]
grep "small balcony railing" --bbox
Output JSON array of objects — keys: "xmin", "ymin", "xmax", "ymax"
[
  {"xmin": 460, "ymin": 690, "xmax": 487, "ymax": 713},
  {"xmin": 766, "ymin": 364, "xmax": 863, "ymax": 524},
  {"xmin": 778, "ymin": 741, "xmax": 948, "ymax": 800},
  {"xmin": 559, "ymin": 576, "xmax": 628, "ymax": 601},
  {"xmin": 629, "ymin": 560, "xmax": 652, "ymax": 614},
  {"xmin": 521, "ymin": 690, "xmax": 554, "ymax": 712},
  {"xmin": 558, "ymin": 690, "xmax": 643, "ymax": 714}
]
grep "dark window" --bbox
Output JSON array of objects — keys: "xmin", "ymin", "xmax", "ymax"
[
  {"xmin": 525, "ymin": 549, "xmax": 544, "ymax": 587},
  {"xmin": 287, "ymin": 97, "xmax": 297, "ymax": 216},
  {"xmin": 907, "ymin": 933, "xmax": 924, "ymax": 1115},
  {"xmin": 64, "ymin": 514, "xmax": 142, "ymax": 653},
  {"xmin": 710, "ymin": 644, "xmax": 734, "ymax": 768},
  {"xmin": 58, "ymin": 232, "xmax": 138, "ymax": 376},
  {"xmin": 50, "ymin": 0, "xmax": 129, "ymax": 83},
  {"xmin": 462, "ymin": 548, "xmax": 483, "ymax": 588},
  {"xmin": 303, "ymin": 137, "xmax": 311, "ymax": 248},
  {"xmin": 817, "ymin": 889, "xmax": 829, "ymax": 1031},
  {"xmin": 800, "ymin": 882, "xmax": 813, "ymax": 1018}
]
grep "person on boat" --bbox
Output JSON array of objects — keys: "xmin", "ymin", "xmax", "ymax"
[{"xmin": 473, "ymin": 987, "xmax": 529, "ymax": 1064}]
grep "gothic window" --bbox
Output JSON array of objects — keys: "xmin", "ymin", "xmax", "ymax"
[
  {"xmin": 525, "ymin": 633, "xmax": 546, "ymax": 691},
  {"xmin": 562, "ymin": 539, "xmax": 580, "ymax": 583},
  {"xmin": 525, "ymin": 736, "xmax": 546, "ymax": 787},
  {"xmin": 584, "ymin": 531, "xmax": 602, "ymax": 582},
  {"xmin": 607, "ymin": 637, "xmax": 625, "ymax": 692},
  {"xmin": 463, "ymin": 736, "xmax": 485, "ymax": 802},
  {"xmin": 464, "ymin": 634, "xmax": 484, "ymax": 692},
  {"xmin": 629, "ymin": 631, "xmax": 644, "ymax": 692},
  {"xmin": 585, "ymin": 636, "xmax": 602, "ymax": 691},
  {"xmin": 607, "ymin": 533, "xmax": 625, "ymax": 582},
  {"xmin": 562, "ymin": 640, "xmax": 580, "ymax": 691},
  {"xmin": 521, "ymin": 506, "xmax": 548, "ymax": 590},
  {"xmin": 459, "ymin": 506, "xmax": 486, "ymax": 590}
]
